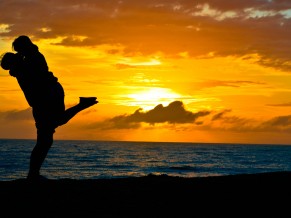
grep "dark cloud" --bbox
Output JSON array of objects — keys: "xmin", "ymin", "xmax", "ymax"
[
  {"xmin": 260, "ymin": 115, "xmax": 291, "ymax": 128},
  {"xmin": 126, "ymin": 101, "xmax": 211, "ymax": 124},
  {"xmin": 89, "ymin": 101, "xmax": 211, "ymax": 129},
  {"xmin": 1, "ymin": 0, "xmax": 291, "ymax": 70},
  {"xmin": 213, "ymin": 115, "xmax": 253, "ymax": 127},
  {"xmin": 0, "ymin": 108, "xmax": 33, "ymax": 121},
  {"xmin": 208, "ymin": 110, "xmax": 291, "ymax": 132},
  {"xmin": 85, "ymin": 100, "xmax": 291, "ymax": 133},
  {"xmin": 211, "ymin": 109, "xmax": 232, "ymax": 121}
]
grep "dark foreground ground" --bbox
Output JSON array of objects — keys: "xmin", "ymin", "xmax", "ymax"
[{"xmin": 1, "ymin": 172, "xmax": 291, "ymax": 218}]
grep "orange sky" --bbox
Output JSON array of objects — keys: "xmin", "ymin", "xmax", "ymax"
[{"xmin": 1, "ymin": 0, "xmax": 291, "ymax": 144}]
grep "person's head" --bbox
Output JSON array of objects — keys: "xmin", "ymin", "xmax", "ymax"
[
  {"xmin": 0, "ymin": 52, "xmax": 16, "ymax": 70},
  {"xmin": 12, "ymin": 35, "xmax": 38, "ymax": 55}
]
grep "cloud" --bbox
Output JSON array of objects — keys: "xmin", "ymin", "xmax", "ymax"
[
  {"xmin": 259, "ymin": 115, "xmax": 291, "ymax": 128},
  {"xmin": 0, "ymin": 108, "xmax": 33, "ymax": 121},
  {"xmin": 208, "ymin": 110, "xmax": 291, "ymax": 132},
  {"xmin": 211, "ymin": 109, "xmax": 232, "ymax": 121},
  {"xmin": 85, "ymin": 100, "xmax": 291, "ymax": 133},
  {"xmin": 209, "ymin": 114, "xmax": 255, "ymax": 131},
  {"xmin": 89, "ymin": 101, "xmax": 211, "ymax": 129},
  {"xmin": 0, "ymin": 0, "xmax": 291, "ymax": 70},
  {"xmin": 267, "ymin": 102, "xmax": 291, "ymax": 107},
  {"xmin": 51, "ymin": 35, "xmax": 93, "ymax": 47}
]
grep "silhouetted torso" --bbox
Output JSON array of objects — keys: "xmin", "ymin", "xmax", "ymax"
[{"xmin": 11, "ymin": 48, "xmax": 58, "ymax": 107}]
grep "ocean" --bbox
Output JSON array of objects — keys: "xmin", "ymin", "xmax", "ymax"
[{"xmin": 1, "ymin": 139, "xmax": 291, "ymax": 181}]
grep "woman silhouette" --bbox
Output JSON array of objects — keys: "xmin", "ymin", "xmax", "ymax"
[{"xmin": 1, "ymin": 35, "xmax": 98, "ymax": 180}]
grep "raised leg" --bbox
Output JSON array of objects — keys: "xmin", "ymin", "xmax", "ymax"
[{"xmin": 58, "ymin": 97, "xmax": 98, "ymax": 126}]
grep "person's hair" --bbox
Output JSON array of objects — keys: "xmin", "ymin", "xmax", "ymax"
[
  {"xmin": 0, "ymin": 52, "xmax": 15, "ymax": 70},
  {"xmin": 12, "ymin": 35, "xmax": 38, "ymax": 53}
]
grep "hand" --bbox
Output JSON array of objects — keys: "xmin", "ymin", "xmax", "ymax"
[{"xmin": 9, "ymin": 68, "xmax": 19, "ymax": 77}]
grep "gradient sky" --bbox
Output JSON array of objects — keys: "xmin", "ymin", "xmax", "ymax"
[{"xmin": 1, "ymin": 0, "xmax": 291, "ymax": 144}]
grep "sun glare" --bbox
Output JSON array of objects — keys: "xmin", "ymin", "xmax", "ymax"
[
  {"xmin": 127, "ymin": 87, "xmax": 181, "ymax": 109},
  {"xmin": 117, "ymin": 57, "xmax": 161, "ymax": 67},
  {"xmin": 131, "ymin": 59, "xmax": 161, "ymax": 66}
]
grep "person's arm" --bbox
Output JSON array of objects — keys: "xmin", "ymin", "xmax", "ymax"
[{"xmin": 9, "ymin": 54, "xmax": 23, "ymax": 77}]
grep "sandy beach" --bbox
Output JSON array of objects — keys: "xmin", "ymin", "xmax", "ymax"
[{"xmin": 1, "ymin": 171, "xmax": 291, "ymax": 217}]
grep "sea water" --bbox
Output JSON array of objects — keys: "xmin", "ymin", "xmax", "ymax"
[{"xmin": 1, "ymin": 139, "xmax": 291, "ymax": 181}]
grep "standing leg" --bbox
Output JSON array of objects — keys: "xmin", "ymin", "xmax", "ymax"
[{"xmin": 27, "ymin": 130, "xmax": 54, "ymax": 180}]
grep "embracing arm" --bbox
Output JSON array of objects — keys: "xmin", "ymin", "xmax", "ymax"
[
  {"xmin": 9, "ymin": 53, "xmax": 24, "ymax": 77},
  {"xmin": 9, "ymin": 67, "xmax": 20, "ymax": 77}
]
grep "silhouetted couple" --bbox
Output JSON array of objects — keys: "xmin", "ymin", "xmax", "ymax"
[{"xmin": 0, "ymin": 35, "xmax": 98, "ymax": 181}]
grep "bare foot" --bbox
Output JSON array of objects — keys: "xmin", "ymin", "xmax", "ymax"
[{"xmin": 79, "ymin": 97, "xmax": 98, "ymax": 109}]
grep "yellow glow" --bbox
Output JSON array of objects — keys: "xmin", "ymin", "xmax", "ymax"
[
  {"xmin": 131, "ymin": 59, "xmax": 161, "ymax": 66},
  {"xmin": 0, "ymin": 24, "xmax": 10, "ymax": 33},
  {"xmin": 127, "ymin": 87, "xmax": 181, "ymax": 109},
  {"xmin": 1, "ymin": 1, "xmax": 291, "ymax": 145},
  {"xmin": 39, "ymin": 27, "xmax": 52, "ymax": 33},
  {"xmin": 117, "ymin": 58, "xmax": 161, "ymax": 67}
]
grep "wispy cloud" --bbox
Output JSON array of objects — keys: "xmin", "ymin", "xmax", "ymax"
[
  {"xmin": 208, "ymin": 111, "xmax": 291, "ymax": 133},
  {"xmin": 259, "ymin": 115, "xmax": 291, "ymax": 129},
  {"xmin": 211, "ymin": 109, "xmax": 232, "ymax": 121},
  {"xmin": 199, "ymin": 80, "xmax": 267, "ymax": 88},
  {"xmin": 267, "ymin": 102, "xmax": 291, "ymax": 107},
  {"xmin": 0, "ymin": 108, "xmax": 33, "ymax": 121},
  {"xmin": 1, "ymin": 0, "xmax": 291, "ymax": 70}
]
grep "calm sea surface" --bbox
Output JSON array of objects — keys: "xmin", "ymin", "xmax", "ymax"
[{"xmin": 1, "ymin": 139, "xmax": 291, "ymax": 181}]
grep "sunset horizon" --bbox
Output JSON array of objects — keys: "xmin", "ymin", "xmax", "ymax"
[{"xmin": 1, "ymin": 0, "xmax": 291, "ymax": 145}]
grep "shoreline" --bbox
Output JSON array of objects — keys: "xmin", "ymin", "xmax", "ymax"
[{"xmin": 1, "ymin": 171, "xmax": 291, "ymax": 217}]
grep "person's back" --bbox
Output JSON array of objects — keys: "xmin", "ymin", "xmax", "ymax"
[
  {"xmin": 12, "ymin": 36, "xmax": 59, "ymax": 107},
  {"xmin": 18, "ymin": 40, "xmax": 57, "ymax": 83}
]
